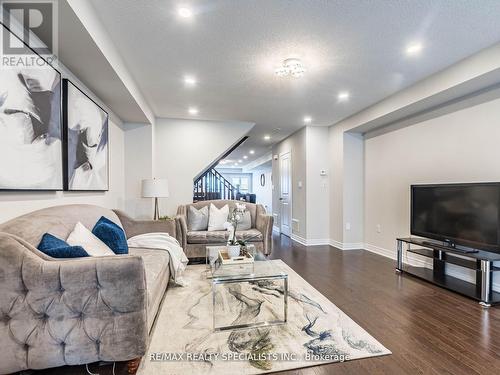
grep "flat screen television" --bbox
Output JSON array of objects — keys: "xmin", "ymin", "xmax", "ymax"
[{"xmin": 411, "ymin": 183, "xmax": 500, "ymax": 252}]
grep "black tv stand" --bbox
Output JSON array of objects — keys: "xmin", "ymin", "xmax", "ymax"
[
  {"xmin": 397, "ymin": 237, "xmax": 500, "ymax": 307},
  {"xmin": 421, "ymin": 240, "xmax": 478, "ymax": 253}
]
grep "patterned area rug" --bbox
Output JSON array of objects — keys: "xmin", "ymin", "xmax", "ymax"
[{"xmin": 138, "ymin": 260, "xmax": 391, "ymax": 374}]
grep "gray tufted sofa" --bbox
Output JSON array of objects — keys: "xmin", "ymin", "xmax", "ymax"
[
  {"xmin": 177, "ymin": 200, "xmax": 273, "ymax": 258},
  {"xmin": 0, "ymin": 204, "xmax": 181, "ymax": 375}
]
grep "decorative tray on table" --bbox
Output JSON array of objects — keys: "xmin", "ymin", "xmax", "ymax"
[{"xmin": 218, "ymin": 248, "xmax": 254, "ymax": 265}]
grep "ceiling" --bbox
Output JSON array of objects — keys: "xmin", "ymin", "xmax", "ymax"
[
  {"xmin": 89, "ymin": 0, "xmax": 500, "ymax": 166},
  {"xmin": 58, "ymin": 1, "xmax": 149, "ymax": 123}
]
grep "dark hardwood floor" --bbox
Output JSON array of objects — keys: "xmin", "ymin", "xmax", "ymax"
[{"xmin": 27, "ymin": 234, "xmax": 500, "ymax": 375}]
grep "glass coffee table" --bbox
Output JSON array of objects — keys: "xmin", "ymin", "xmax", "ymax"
[{"xmin": 206, "ymin": 245, "xmax": 288, "ymax": 331}]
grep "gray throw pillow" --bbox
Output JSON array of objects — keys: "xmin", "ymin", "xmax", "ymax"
[
  {"xmin": 238, "ymin": 211, "xmax": 252, "ymax": 230},
  {"xmin": 188, "ymin": 206, "xmax": 209, "ymax": 231}
]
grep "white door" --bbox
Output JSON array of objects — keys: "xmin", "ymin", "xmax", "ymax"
[{"xmin": 279, "ymin": 152, "xmax": 292, "ymax": 236}]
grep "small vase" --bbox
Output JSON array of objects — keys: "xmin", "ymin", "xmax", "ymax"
[{"xmin": 227, "ymin": 245, "xmax": 241, "ymax": 258}]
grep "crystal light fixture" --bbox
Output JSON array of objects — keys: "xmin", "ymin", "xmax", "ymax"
[{"xmin": 275, "ymin": 58, "xmax": 306, "ymax": 78}]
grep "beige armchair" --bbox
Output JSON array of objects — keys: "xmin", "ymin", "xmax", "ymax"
[{"xmin": 176, "ymin": 200, "xmax": 273, "ymax": 258}]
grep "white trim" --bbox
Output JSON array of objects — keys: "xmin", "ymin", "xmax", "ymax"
[
  {"xmin": 363, "ymin": 243, "xmax": 395, "ymax": 259},
  {"xmin": 342, "ymin": 242, "xmax": 364, "ymax": 250},
  {"xmin": 290, "ymin": 234, "xmax": 307, "ymax": 246},
  {"xmin": 363, "ymin": 242, "xmax": 431, "ymax": 268},
  {"xmin": 307, "ymin": 238, "xmax": 331, "ymax": 246},
  {"xmin": 329, "ymin": 239, "xmax": 364, "ymax": 251},
  {"xmin": 290, "ymin": 234, "xmax": 330, "ymax": 246},
  {"xmin": 273, "ymin": 225, "xmax": 280, "ymax": 234}
]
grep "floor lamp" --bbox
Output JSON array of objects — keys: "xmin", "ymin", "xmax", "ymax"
[{"xmin": 142, "ymin": 178, "xmax": 169, "ymax": 220}]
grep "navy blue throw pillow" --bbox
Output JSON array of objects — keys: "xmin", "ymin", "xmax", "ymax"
[
  {"xmin": 92, "ymin": 216, "xmax": 128, "ymax": 255},
  {"xmin": 37, "ymin": 233, "xmax": 89, "ymax": 258}
]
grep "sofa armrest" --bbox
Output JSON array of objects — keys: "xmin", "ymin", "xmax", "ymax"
[
  {"xmin": 113, "ymin": 209, "xmax": 179, "ymax": 242},
  {"xmin": 0, "ymin": 232, "xmax": 148, "ymax": 374},
  {"xmin": 255, "ymin": 214, "xmax": 274, "ymax": 255},
  {"xmin": 176, "ymin": 214, "xmax": 188, "ymax": 250}
]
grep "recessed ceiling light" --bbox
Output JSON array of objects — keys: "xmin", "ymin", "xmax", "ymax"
[
  {"xmin": 337, "ymin": 91, "xmax": 350, "ymax": 101},
  {"xmin": 238, "ymin": 159, "xmax": 242, "ymax": 163},
  {"xmin": 243, "ymin": 155, "xmax": 248, "ymax": 159},
  {"xmin": 177, "ymin": 7, "xmax": 193, "ymax": 18},
  {"xmin": 234, "ymin": 163, "xmax": 238, "ymax": 167},
  {"xmin": 406, "ymin": 42, "xmax": 423, "ymax": 56},
  {"xmin": 303, "ymin": 116, "xmax": 312, "ymax": 124},
  {"xmin": 264, "ymin": 135, "xmax": 271, "ymax": 140},
  {"xmin": 188, "ymin": 107, "xmax": 198, "ymax": 115},
  {"xmin": 184, "ymin": 75, "xmax": 197, "ymax": 86},
  {"xmin": 249, "ymin": 150, "xmax": 255, "ymax": 154}
]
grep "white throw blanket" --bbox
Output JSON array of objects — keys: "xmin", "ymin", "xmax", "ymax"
[{"xmin": 127, "ymin": 232, "xmax": 189, "ymax": 286}]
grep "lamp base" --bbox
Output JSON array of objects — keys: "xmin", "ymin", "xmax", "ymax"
[{"xmin": 154, "ymin": 197, "xmax": 159, "ymax": 220}]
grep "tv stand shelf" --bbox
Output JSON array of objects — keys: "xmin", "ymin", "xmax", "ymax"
[{"xmin": 397, "ymin": 237, "xmax": 500, "ymax": 307}]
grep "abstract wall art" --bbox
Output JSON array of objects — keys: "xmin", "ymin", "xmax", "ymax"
[
  {"xmin": 63, "ymin": 79, "xmax": 109, "ymax": 191},
  {"xmin": 0, "ymin": 24, "xmax": 63, "ymax": 190}
]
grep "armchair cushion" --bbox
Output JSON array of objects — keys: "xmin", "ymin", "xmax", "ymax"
[
  {"xmin": 92, "ymin": 216, "xmax": 129, "ymax": 255},
  {"xmin": 187, "ymin": 229, "xmax": 263, "ymax": 244},
  {"xmin": 187, "ymin": 205, "xmax": 208, "ymax": 231},
  {"xmin": 208, "ymin": 203, "xmax": 229, "ymax": 231},
  {"xmin": 238, "ymin": 210, "xmax": 252, "ymax": 230}
]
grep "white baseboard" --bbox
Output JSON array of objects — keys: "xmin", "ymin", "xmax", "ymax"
[
  {"xmin": 290, "ymin": 234, "xmax": 330, "ymax": 246},
  {"xmin": 364, "ymin": 242, "xmax": 431, "ymax": 268},
  {"xmin": 329, "ymin": 239, "xmax": 363, "ymax": 251}
]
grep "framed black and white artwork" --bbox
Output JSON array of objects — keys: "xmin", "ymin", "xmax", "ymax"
[
  {"xmin": 0, "ymin": 24, "xmax": 63, "ymax": 190},
  {"xmin": 63, "ymin": 79, "xmax": 109, "ymax": 191}
]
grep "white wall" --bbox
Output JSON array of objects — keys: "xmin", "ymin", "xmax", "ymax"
[
  {"xmin": 364, "ymin": 97, "xmax": 500, "ymax": 287},
  {"xmin": 343, "ymin": 132, "xmax": 364, "ymax": 245},
  {"xmin": 123, "ymin": 123, "xmax": 154, "ymax": 219},
  {"xmin": 329, "ymin": 125, "xmax": 344, "ymax": 244},
  {"xmin": 252, "ymin": 168, "xmax": 272, "ymax": 213},
  {"xmin": 154, "ymin": 118, "xmax": 254, "ymax": 216},
  {"xmin": 305, "ymin": 127, "xmax": 330, "ymax": 242}
]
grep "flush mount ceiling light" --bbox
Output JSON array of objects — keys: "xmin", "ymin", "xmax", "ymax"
[
  {"xmin": 178, "ymin": 7, "xmax": 193, "ymax": 18},
  {"xmin": 188, "ymin": 107, "xmax": 198, "ymax": 115},
  {"xmin": 275, "ymin": 58, "xmax": 306, "ymax": 78}
]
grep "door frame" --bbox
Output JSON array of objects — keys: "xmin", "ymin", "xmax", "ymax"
[{"xmin": 278, "ymin": 150, "xmax": 292, "ymax": 237}]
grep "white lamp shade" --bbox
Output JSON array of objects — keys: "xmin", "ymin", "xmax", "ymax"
[{"xmin": 142, "ymin": 178, "xmax": 169, "ymax": 198}]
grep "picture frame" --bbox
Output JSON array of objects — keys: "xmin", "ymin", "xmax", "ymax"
[
  {"xmin": 62, "ymin": 79, "xmax": 109, "ymax": 191},
  {"xmin": 0, "ymin": 23, "xmax": 63, "ymax": 191}
]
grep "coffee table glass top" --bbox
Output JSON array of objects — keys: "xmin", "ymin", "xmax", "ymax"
[{"xmin": 206, "ymin": 245, "xmax": 287, "ymax": 281}]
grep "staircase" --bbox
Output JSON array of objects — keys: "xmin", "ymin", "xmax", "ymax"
[
  {"xmin": 193, "ymin": 168, "xmax": 236, "ymax": 202},
  {"xmin": 192, "ymin": 135, "xmax": 249, "ymax": 202}
]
